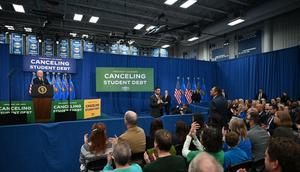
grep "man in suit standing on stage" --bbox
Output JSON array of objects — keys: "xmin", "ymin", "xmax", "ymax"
[
  {"xmin": 33, "ymin": 70, "xmax": 50, "ymax": 85},
  {"xmin": 150, "ymin": 87, "xmax": 163, "ymax": 118},
  {"xmin": 209, "ymin": 86, "xmax": 228, "ymax": 128},
  {"xmin": 162, "ymin": 89, "xmax": 171, "ymax": 115}
]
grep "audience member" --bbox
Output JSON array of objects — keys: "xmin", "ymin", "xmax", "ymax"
[
  {"xmin": 192, "ymin": 113, "xmax": 205, "ymax": 138},
  {"xmin": 182, "ymin": 123, "xmax": 224, "ymax": 165},
  {"xmin": 103, "ymin": 142, "xmax": 142, "ymax": 172},
  {"xmin": 273, "ymin": 111, "xmax": 299, "ymax": 142},
  {"xmin": 146, "ymin": 118, "xmax": 164, "ymax": 149},
  {"xmin": 209, "ymin": 86, "xmax": 228, "ymax": 128},
  {"xmin": 264, "ymin": 137, "xmax": 300, "ymax": 172},
  {"xmin": 173, "ymin": 121, "xmax": 189, "ymax": 145},
  {"xmin": 246, "ymin": 111, "xmax": 270, "ymax": 161},
  {"xmin": 255, "ymin": 89, "xmax": 267, "ymax": 101},
  {"xmin": 143, "ymin": 129, "xmax": 187, "ymax": 172},
  {"xmin": 118, "ymin": 111, "xmax": 146, "ymax": 154},
  {"xmin": 80, "ymin": 123, "xmax": 112, "ymax": 172},
  {"xmin": 226, "ymin": 117, "xmax": 252, "ymax": 159},
  {"xmin": 188, "ymin": 152, "xmax": 223, "ymax": 172},
  {"xmin": 256, "ymin": 103, "xmax": 268, "ymax": 124},
  {"xmin": 280, "ymin": 92, "xmax": 290, "ymax": 105},
  {"xmin": 224, "ymin": 132, "xmax": 249, "ymax": 170}
]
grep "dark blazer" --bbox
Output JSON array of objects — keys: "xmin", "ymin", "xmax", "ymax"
[
  {"xmin": 150, "ymin": 94, "xmax": 163, "ymax": 118},
  {"xmin": 33, "ymin": 77, "xmax": 50, "ymax": 85},
  {"xmin": 255, "ymin": 92, "xmax": 267, "ymax": 100},
  {"xmin": 209, "ymin": 95, "xmax": 228, "ymax": 127},
  {"xmin": 192, "ymin": 92, "xmax": 201, "ymax": 103}
]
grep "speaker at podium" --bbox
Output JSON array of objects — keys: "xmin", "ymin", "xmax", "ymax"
[{"xmin": 31, "ymin": 84, "xmax": 54, "ymax": 123}]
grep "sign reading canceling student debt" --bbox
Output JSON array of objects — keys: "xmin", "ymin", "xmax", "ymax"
[{"xmin": 96, "ymin": 67, "xmax": 154, "ymax": 92}]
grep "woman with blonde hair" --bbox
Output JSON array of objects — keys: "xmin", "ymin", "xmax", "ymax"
[
  {"xmin": 80, "ymin": 123, "xmax": 112, "ymax": 172},
  {"xmin": 224, "ymin": 117, "xmax": 252, "ymax": 159}
]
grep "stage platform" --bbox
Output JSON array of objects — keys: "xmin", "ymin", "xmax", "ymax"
[{"xmin": 0, "ymin": 113, "xmax": 208, "ymax": 172}]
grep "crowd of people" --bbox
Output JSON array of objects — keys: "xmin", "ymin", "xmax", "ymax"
[{"xmin": 79, "ymin": 87, "xmax": 300, "ymax": 172}]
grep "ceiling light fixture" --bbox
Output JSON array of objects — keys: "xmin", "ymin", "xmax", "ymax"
[
  {"xmin": 82, "ymin": 34, "xmax": 89, "ymax": 38},
  {"xmin": 12, "ymin": 4, "xmax": 25, "ymax": 13},
  {"xmin": 180, "ymin": 0, "xmax": 197, "ymax": 9},
  {"xmin": 73, "ymin": 14, "xmax": 83, "ymax": 21},
  {"xmin": 89, "ymin": 16, "xmax": 99, "ymax": 23},
  {"xmin": 0, "ymin": 5, "xmax": 2, "ymax": 10},
  {"xmin": 187, "ymin": 36, "xmax": 199, "ymax": 42},
  {"xmin": 5, "ymin": 25, "xmax": 14, "ymax": 30},
  {"xmin": 164, "ymin": 0, "xmax": 178, "ymax": 5},
  {"xmin": 146, "ymin": 25, "xmax": 155, "ymax": 32},
  {"xmin": 24, "ymin": 27, "xmax": 32, "ymax": 32},
  {"xmin": 70, "ymin": 32, "xmax": 77, "ymax": 37},
  {"xmin": 228, "ymin": 18, "xmax": 245, "ymax": 26},
  {"xmin": 161, "ymin": 44, "xmax": 170, "ymax": 48},
  {"xmin": 134, "ymin": 24, "xmax": 145, "ymax": 30}
]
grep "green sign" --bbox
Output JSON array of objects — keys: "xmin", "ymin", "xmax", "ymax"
[
  {"xmin": 0, "ymin": 99, "xmax": 100, "ymax": 123},
  {"xmin": 96, "ymin": 67, "xmax": 154, "ymax": 92}
]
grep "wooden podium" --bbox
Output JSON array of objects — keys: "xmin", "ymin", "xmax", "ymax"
[{"xmin": 31, "ymin": 85, "xmax": 54, "ymax": 122}]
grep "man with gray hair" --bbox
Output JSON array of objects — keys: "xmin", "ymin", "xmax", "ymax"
[
  {"xmin": 118, "ymin": 110, "xmax": 146, "ymax": 154},
  {"xmin": 103, "ymin": 141, "xmax": 142, "ymax": 172},
  {"xmin": 33, "ymin": 70, "xmax": 50, "ymax": 85},
  {"xmin": 189, "ymin": 152, "xmax": 223, "ymax": 172}
]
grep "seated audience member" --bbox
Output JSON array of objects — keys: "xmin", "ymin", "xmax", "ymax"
[
  {"xmin": 182, "ymin": 122, "xmax": 224, "ymax": 165},
  {"xmin": 224, "ymin": 132, "xmax": 249, "ymax": 170},
  {"xmin": 143, "ymin": 129, "xmax": 187, "ymax": 172},
  {"xmin": 264, "ymin": 137, "xmax": 300, "ymax": 172},
  {"xmin": 80, "ymin": 123, "xmax": 112, "ymax": 172},
  {"xmin": 118, "ymin": 111, "xmax": 146, "ymax": 154},
  {"xmin": 246, "ymin": 111, "xmax": 270, "ymax": 161},
  {"xmin": 271, "ymin": 99, "xmax": 277, "ymax": 106},
  {"xmin": 146, "ymin": 118, "xmax": 164, "ymax": 149},
  {"xmin": 103, "ymin": 142, "xmax": 142, "ymax": 172},
  {"xmin": 188, "ymin": 152, "xmax": 223, "ymax": 172},
  {"xmin": 173, "ymin": 121, "xmax": 189, "ymax": 145},
  {"xmin": 265, "ymin": 104, "xmax": 278, "ymax": 135},
  {"xmin": 225, "ymin": 117, "xmax": 252, "ymax": 159},
  {"xmin": 256, "ymin": 103, "xmax": 268, "ymax": 125},
  {"xmin": 273, "ymin": 111, "xmax": 299, "ymax": 143},
  {"xmin": 280, "ymin": 92, "xmax": 290, "ymax": 105},
  {"xmin": 255, "ymin": 89, "xmax": 267, "ymax": 101}
]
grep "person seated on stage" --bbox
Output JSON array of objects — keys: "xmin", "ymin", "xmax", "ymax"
[
  {"xmin": 192, "ymin": 88, "xmax": 201, "ymax": 103},
  {"xmin": 182, "ymin": 122, "xmax": 224, "ymax": 165},
  {"xmin": 264, "ymin": 137, "xmax": 300, "ymax": 172},
  {"xmin": 189, "ymin": 152, "xmax": 223, "ymax": 172},
  {"xmin": 143, "ymin": 129, "xmax": 187, "ymax": 172},
  {"xmin": 103, "ymin": 141, "xmax": 143, "ymax": 172},
  {"xmin": 79, "ymin": 123, "xmax": 112, "ymax": 172},
  {"xmin": 33, "ymin": 70, "xmax": 50, "ymax": 85},
  {"xmin": 117, "ymin": 111, "xmax": 146, "ymax": 154},
  {"xmin": 223, "ymin": 132, "xmax": 249, "ymax": 170},
  {"xmin": 180, "ymin": 104, "xmax": 192, "ymax": 115}
]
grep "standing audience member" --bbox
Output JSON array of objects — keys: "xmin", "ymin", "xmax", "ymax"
[
  {"xmin": 264, "ymin": 137, "xmax": 300, "ymax": 172},
  {"xmin": 143, "ymin": 129, "xmax": 187, "ymax": 172},
  {"xmin": 118, "ymin": 111, "xmax": 146, "ymax": 154},
  {"xmin": 246, "ymin": 111, "xmax": 270, "ymax": 161},
  {"xmin": 223, "ymin": 132, "xmax": 249, "ymax": 170},
  {"xmin": 80, "ymin": 123, "xmax": 112, "ymax": 172},
  {"xmin": 103, "ymin": 142, "xmax": 142, "ymax": 172},
  {"xmin": 188, "ymin": 152, "xmax": 223, "ymax": 172},
  {"xmin": 209, "ymin": 86, "xmax": 228, "ymax": 128},
  {"xmin": 182, "ymin": 123, "xmax": 224, "ymax": 165},
  {"xmin": 162, "ymin": 90, "xmax": 171, "ymax": 115},
  {"xmin": 146, "ymin": 118, "xmax": 164, "ymax": 149},
  {"xmin": 173, "ymin": 121, "xmax": 189, "ymax": 145}
]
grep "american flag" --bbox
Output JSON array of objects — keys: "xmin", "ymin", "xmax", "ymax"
[
  {"xmin": 185, "ymin": 89, "xmax": 192, "ymax": 104},
  {"xmin": 28, "ymin": 72, "xmax": 35, "ymax": 94},
  {"xmin": 185, "ymin": 78, "xmax": 192, "ymax": 104},
  {"xmin": 174, "ymin": 77, "xmax": 182, "ymax": 104},
  {"xmin": 174, "ymin": 89, "xmax": 182, "ymax": 104}
]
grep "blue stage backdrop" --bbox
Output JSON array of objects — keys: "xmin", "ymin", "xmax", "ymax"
[
  {"xmin": 0, "ymin": 44, "xmax": 216, "ymax": 114},
  {"xmin": 217, "ymin": 46, "xmax": 300, "ymax": 100}
]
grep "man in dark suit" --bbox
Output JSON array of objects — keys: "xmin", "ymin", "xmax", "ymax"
[
  {"xmin": 255, "ymin": 89, "xmax": 267, "ymax": 101},
  {"xmin": 162, "ymin": 89, "xmax": 171, "ymax": 115},
  {"xmin": 33, "ymin": 70, "xmax": 50, "ymax": 85},
  {"xmin": 209, "ymin": 86, "xmax": 228, "ymax": 128},
  {"xmin": 150, "ymin": 87, "xmax": 163, "ymax": 118},
  {"xmin": 192, "ymin": 88, "xmax": 201, "ymax": 103}
]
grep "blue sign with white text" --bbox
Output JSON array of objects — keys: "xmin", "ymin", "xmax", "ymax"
[
  {"xmin": 23, "ymin": 56, "xmax": 77, "ymax": 73},
  {"xmin": 44, "ymin": 39, "xmax": 54, "ymax": 57},
  {"xmin": 58, "ymin": 39, "xmax": 69, "ymax": 58},
  {"xmin": 27, "ymin": 35, "xmax": 39, "ymax": 56},
  {"xmin": 238, "ymin": 30, "xmax": 262, "ymax": 57},
  {"xmin": 84, "ymin": 40, "xmax": 94, "ymax": 52},
  {"xmin": 10, "ymin": 33, "xmax": 23, "ymax": 55},
  {"xmin": 71, "ymin": 39, "xmax": 82, "ymax": 59}
]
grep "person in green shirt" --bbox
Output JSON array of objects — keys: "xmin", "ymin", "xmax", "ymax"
[
  {"xmin": 143, "ymin": 129, "xmax": 187, "ymax": 172},
  {"xmin": 103, "ymin": 142, "xmax": 142, "ymax": 172},
  {"xmin": 182, "ymin": 122, "xmax": 224, "ymax": 166}
]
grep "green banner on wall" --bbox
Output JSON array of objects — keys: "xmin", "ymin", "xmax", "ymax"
[
  {"xmin": 0, "ymin": 99, "xmax": 100, "ymax": 123},
  {"xmin": 96, "ymin": 67, "xmax": 154, "ymax": 92}
]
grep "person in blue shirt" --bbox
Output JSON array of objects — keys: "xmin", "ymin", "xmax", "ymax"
[
  {"xmin": 103, "ymin": 142, "xmax": 142, "ymax": 172},
  {"xmin": 224, "ymin": 132, "xmax": 249, "ymax": 170}
]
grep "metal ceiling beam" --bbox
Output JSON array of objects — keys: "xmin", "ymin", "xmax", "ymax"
[
  {"xmin": 227, "ymin": 0, "xmax": 250, "ymax": 6},
  {"xmin": 98, "ymin": 0, "xmax": 214, "ymax": 22},
  {"xmin": 194, "ymin": 4, "xmax": 228, "ymax": 14}
]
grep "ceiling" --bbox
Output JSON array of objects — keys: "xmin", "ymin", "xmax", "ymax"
[{"xmin": 0, "ymin": 0, "xmax": 279, "ymax": 47}]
